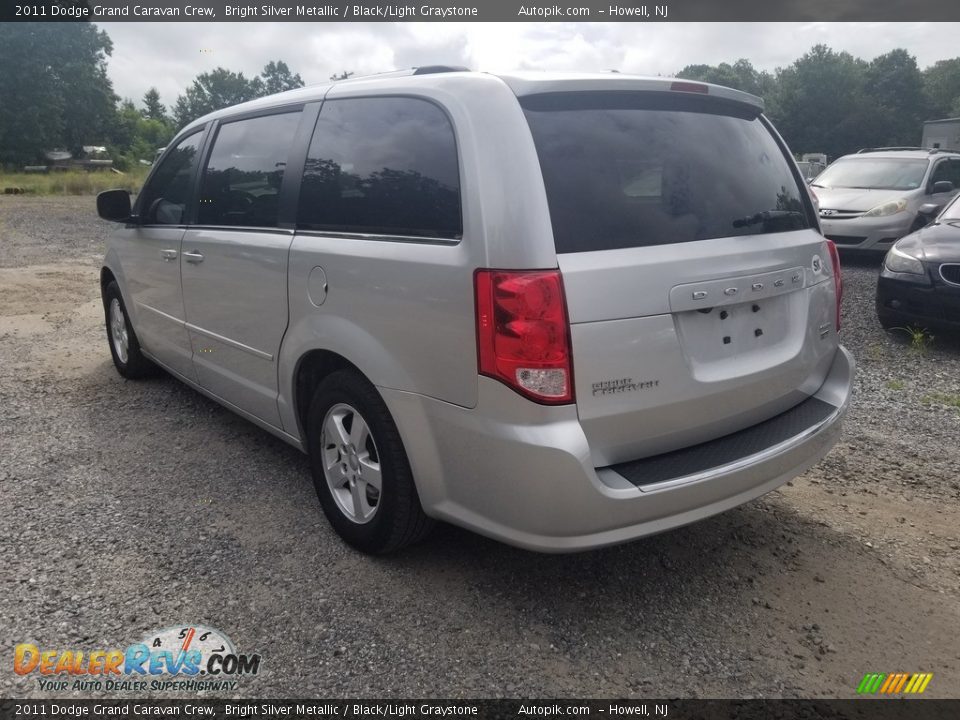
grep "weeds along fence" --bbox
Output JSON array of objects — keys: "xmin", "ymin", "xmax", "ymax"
[{"xmin": 1, "ymin": 168, "xmax": 150, "ymax": 196}]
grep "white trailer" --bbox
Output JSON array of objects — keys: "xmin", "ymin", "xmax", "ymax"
[{"xmin": 922, "ymin": 118, "xmax": 960, "ymax": 151}]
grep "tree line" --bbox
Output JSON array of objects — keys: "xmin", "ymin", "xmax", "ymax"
[
  {"xmin": 2, "ymin": 24, "xmax": 960, "ymax": 170},
  {"xmin": 677, "ymin": 46, "xmax": 960, "ymax": 160},
  {"xmin": 0, "ymin": 24, "xmax": 306, "ymax": 169}
]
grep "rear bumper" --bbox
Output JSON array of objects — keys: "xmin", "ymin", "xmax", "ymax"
[{"xmin": 381, "ymin": 345, "xmax": 854, "ymax": 553}]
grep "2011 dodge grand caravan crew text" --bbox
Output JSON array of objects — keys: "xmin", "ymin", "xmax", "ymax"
[{"xmin": 97, "ymin": 69, "xmax": 855, "ymax": 554}]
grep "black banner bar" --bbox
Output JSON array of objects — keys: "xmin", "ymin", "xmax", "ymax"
[
  {"xmin": 2, "ymin": 700, "xmax": 959, "ymax": 720},
  {"xmin": 4, "ymin": 0, "xmax": 960, "ymax": 22}
]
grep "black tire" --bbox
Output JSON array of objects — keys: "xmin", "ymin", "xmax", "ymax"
[
  {"xmin": 102, "ymin": 280, "xmax": 157, "ymax": 379},
  {"xmin": 306, "ymin": 370, "xmax": 433, "ymax": 554}
]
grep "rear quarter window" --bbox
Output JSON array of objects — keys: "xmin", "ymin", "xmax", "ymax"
[{"xmin": 522, "ymin": 92, "xmax": 813, "ymax": 253}]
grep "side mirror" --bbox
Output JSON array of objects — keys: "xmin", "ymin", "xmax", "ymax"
[
  {"xmin": 918, "ymin": 203, "xmax": 941, "ymax": 218},
  {"xmin": 97, "ymin": 189, "xmax": 133, "ymax": 223},
  {"xmin": 930, "ymin": 180, "xmax": 954, "ymax": 195}
]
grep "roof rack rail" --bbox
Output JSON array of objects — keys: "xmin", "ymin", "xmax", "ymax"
[
  {"xmin": 856, "ymin": 146, "xmax": 930, "ymax": 154},
  {"xmin": 332, "ymin": 66, "xmax": 471, "ymax": 84},
  {"xmin": 412, "ymin": 65, "xmax": 470, "ymax": 75}
]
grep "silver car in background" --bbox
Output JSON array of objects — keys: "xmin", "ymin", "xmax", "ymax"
[
  {"xmin": 813, "ymin": 148, "xmax": 960, "ymax": 252},
  {"xmin": 97, "ymin": 70, "xmax": 854, "ymax": 554}
]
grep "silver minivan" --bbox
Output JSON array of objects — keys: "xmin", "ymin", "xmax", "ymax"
[
  {"xmin": 814, "ymin": 148, "xmax": 960, "ymax": 252},
  {"xmin": 97, "ymin": 69, "xmax": 854, "ymax": 554}
]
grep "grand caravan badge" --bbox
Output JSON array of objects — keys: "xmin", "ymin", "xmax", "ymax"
[{"xmin": 592, "ymin": 378, "xmax": 660, "ymax": 396}]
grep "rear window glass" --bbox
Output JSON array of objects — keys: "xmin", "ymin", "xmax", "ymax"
[
  {"xmin": 813, "ymin": 157, "xmax": 929, "ymax": 191},
  {"xmin": 522, "ymin": 92, "xmax": 812, "ymax": 253}
]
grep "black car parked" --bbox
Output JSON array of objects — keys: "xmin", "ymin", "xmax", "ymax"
[{"xmin": 877, "ymin": 193, "xmax": 960, "ymax": 332}]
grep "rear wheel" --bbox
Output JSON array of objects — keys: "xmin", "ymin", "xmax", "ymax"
[
  {"xmin": 306, "ymin": 370, "xmax": 433, "ymax": 553},
  {"xmin": 102, "ymin": 280, "xmax": 157, "ymax": 379}
]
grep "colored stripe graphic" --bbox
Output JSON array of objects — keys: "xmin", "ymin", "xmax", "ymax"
[
  {"xmin": 857, "ymin": 672, "xmax": 933, "ymax": 694},
  {"xmin": 857, "ymin": 673, "xmax": 885, "ymax": 694},
  {"xmin": 880, "ymin": 675, "xmax": 896, "ymax": 694}
]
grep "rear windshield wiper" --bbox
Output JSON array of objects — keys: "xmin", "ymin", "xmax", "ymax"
[{"xmin": 732, "ymin": 210, "xmax": 806, "ymax": 229}]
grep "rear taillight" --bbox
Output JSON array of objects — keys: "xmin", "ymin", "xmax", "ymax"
[
  {"xmin": 826, "ymin": 239, "xmax": 842, "ymax": 332},
  {"xmin": 475, "ymin": 269, "xmax": 574, "ymax": 404}
]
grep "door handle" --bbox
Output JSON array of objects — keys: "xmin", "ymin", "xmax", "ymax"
[
  {"xmin": 160, "ymin": 249, "xmax": 178, "ymax": 262},
  {"xmin": 183, "ymin": 251, "xmax": 204, "ymax": 264}
]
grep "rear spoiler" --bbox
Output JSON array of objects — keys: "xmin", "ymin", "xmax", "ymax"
[{"xmin": 496, "ymin": 72, "xmax": 764, "ymax": 113}]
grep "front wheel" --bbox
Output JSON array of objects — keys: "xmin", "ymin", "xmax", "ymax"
[
  {"xmin": 306, "ymin": 370, "xmax": 433, "ymax": 554},
  {"xmin": 102, "ymin": 280, "xmax": 157, "ymax": 379}
]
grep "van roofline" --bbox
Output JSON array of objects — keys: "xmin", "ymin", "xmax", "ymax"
[{"xmin": 181, "ymin": 69, "xmax": 765, "ymax": 134}]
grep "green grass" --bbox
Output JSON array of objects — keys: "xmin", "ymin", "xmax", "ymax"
[
  {"xmin": 922, "ymin": 392, "xmax": 960, "ymax": 409},
  {"xmin": 885, "ymin": 379, "xmax": 905, "ymax": 391},
  {"xmin": 0, "ymin": 167, "xmax": 150, "ymax": 196},
  {"xmin": 890, "ymin": 325, "xmax": 934, "ymax": 354}
]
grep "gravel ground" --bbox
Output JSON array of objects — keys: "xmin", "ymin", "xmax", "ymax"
[{"xmin": 1, "ymin": 195, "xmax": 959, "ymax": 699}]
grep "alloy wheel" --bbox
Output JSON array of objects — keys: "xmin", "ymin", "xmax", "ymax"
[{"xmin": 320, "ymin": 403, "xmax": 382, "ymax": 524}]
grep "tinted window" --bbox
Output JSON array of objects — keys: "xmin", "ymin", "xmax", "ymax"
[
  {"xmin": 198, "ymin": 111, "xmax": 302, "ymax": 228},
  {"xmin": 522, "ymin": 92, "xmax": 813, "ymax": 253},
  {"xmin": 931, "ymin": 158, "xmax": 960, "ymax": 189},
  {"xmin": 298, "ymin": 97, "xmax": 461, "ymax": 239},
  {"xmin": 139, "ymin": 132, "xmax": 203, "ymax": 225},
  {"xmin": 815, "ymin": 157, "xmax": 929, "ymax": 191}
]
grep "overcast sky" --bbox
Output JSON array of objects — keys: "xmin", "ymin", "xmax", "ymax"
[{"xmin": 101, "ymin": 22, "xmax": 960, "ymax": 107}]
